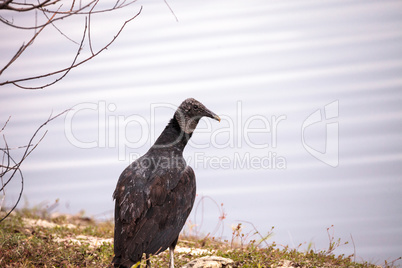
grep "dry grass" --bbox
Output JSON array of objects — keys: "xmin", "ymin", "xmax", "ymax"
[{"xmin": 0, "ymin": 208, "xmax": 399, "ymax": 268}]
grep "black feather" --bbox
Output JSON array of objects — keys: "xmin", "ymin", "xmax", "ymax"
[{"xmin": 111, "ymin": 98, "xmax": 219, "ymax": 268}]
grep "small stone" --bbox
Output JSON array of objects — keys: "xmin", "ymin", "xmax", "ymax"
[
  {"xmin": 277, "ymin": 260, "xmax": 296, "ymax": 268},
  {"xmin": 183, "ymin": 256, "xmax": 234, "ymax": 268}
]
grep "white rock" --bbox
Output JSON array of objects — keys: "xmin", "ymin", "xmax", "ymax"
[
  {"xmin": 23, "ymin": 218, "xmax": 76, "ymax": 229},
  {"xmin": 277, "ymin": 260, "xmax": 296, "ymax": 268},
  {"xmin": 175, "ymin": 246, "xmax": 214, "ymax": 255},
  {"xmin": 183, "ymin": 256, "xmax": 234, "ymax": 268}
]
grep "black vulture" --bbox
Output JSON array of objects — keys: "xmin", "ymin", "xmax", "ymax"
[{"xmin": 112, "ymin": 98, "xmax": 220, "ymax": 268}]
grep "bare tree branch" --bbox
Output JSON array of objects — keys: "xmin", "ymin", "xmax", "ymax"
[
  {"xmin": 0, "ymin": 0, "xmax": 140, "ymax": 89},
  {"xmin": 0, "ymin": 10, "xmax": 58, "ymax": 76},
  {"xmin": 12, "ymin": 16, "xmax": 89, "ymax": 89},
  {"xmin": 0, "ymin": 0, "xmax": 142, "ymax": 222},
  {"xmin": 0, "ymin": 142, "xmax": 24, "ymax": 224},
  {"xmin": 163, "ymin": 0, "xmax": 178, "ymax": 22},
  {"xmin": 3, "ymin": 6, "xmax": 142, "ymax": 89},
  {"xmin": 0, "ymin": 0, "xmax": 95, "ymax": 30},
  {"xmin": 0, "ymin": 110, "xmax": 69, "ymax": 223},
  {"xmin": 0, "ymin": 0, "xmax": 57, "ymax": 12},
  {"xmin": 0, "ymin": 116, "xmax": 11, "ymax": 133},
  {"xmin": 0, "ymin": 0, "xmax": 136, "ymax": 30},
  {"xmin": 87, "ymin": 0, "xmax": 99, "ymax": 56},
  {"xmin": 40, "ymin": 5, "xmax": 80, "ymax": 45}
]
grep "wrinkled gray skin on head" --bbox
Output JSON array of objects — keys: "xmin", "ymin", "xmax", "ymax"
[{"xmin": 174, "ymin": 98, "xmax": 220, "ymax": 134}]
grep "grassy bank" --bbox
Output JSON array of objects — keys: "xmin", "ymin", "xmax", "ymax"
[{"xmin": 0, "ymin": 208, "xmax": 398, "ymax": 267}]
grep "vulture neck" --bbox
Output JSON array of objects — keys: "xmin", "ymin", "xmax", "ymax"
[{"xmin": 151, "ymin": 116, "xmax": 192, "ymax": 154}]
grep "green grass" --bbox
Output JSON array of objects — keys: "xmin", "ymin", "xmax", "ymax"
[
  {"xmin": 0, "ymin": 209, "xmax": 399, "ymax": 267},
  {"xmin": 0, "ymin": 209, "xmax": 114, "ymax": 267}
]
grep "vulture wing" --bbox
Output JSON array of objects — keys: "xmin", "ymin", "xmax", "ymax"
[{"xmin": 113, "ymin": 157, "xmax": 196, "ymax": 265}]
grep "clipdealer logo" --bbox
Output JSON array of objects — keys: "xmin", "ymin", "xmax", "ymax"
[{"xmin": 64, "ymin": 100, "xmax": 339, "ymax": 169}]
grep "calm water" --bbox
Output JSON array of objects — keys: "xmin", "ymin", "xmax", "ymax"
[{"xmin": 1, "ymin": 0, "xmax": 402, "ymax": 263}]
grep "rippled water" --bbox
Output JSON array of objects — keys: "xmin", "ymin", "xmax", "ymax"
[{"xmin": 1, "ymin": 0, "xmax": 402, "ymax": 263}]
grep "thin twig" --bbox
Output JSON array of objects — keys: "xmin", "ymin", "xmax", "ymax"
[
  {"xmin": 0, "ymin": 0, "xmax": 96, "ymax": 30},
  {"xmin": 1, "ymin": 136, "xmax": 11, "ymax": 176},
  {"xmin": 0, "ymin": 150, "xmax": 24, "ymax": 224},
  {"xmin": 193, "ymin": 195, "xmax": 226, "ymax": 239},
  {"xmin": 350, "ymin": 234, "xmax": 356, "ymax": 263},
  {"xmin": 7, "ymin": 7, "xmax": 142, "ymax": 89},
  {"xmin": 69, "ymin": 0, "xmax": 76, "ymax": 12},
  {"xmin": 0, "ymin": 0, "xmax": 139, "ymax": 89},
  {"xmin": 0, "ymin": 110, "xmax": 69, "ymax": 192},
  {"xmin": 236, "ymin": 220, "xmax": 272, "ymax": 248},
  {"xmin": 0, "ymin": 0, "xmax": 137, "ymax": 30},
  {"xmin": 0, "ymin": 110, "xmax": 70, "ymax": 223},
  {"xmin": 0, "ymin": 116, "xmax": 11, "ymax": 133},
  {"xmin": 88, "ymin": 0, "xmax": 101, "ymax": 56},
  {"xmin": 163, "ymin": 0, "xmax": 178, "ymax": 22},
  {"xmin": 14, "ymin": 17, "xmax": 89, "ymax": 90},
  {"xmin": 0, "ymin": 11, "xmax": 58, "ymax": 76},
  {"xmin": 41, "ymin": 4, "xmax": 80, "ymax": 45},
  {"xmin": 0, "ymin": 0, "xmax": 56, "ymax": 12}
]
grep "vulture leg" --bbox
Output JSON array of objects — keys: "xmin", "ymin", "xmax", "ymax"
[
  {"xmin": 169, "ymin": 237, "xmax": 178, "ymax": 268},
  {"xmin": 169, "ymin": 247, "xmax": 175, "ymax": 268}
]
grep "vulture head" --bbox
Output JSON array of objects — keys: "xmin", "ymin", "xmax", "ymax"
[{"xmin": 174, "ymin": 98, "xmax": 221, "ymax": 134}]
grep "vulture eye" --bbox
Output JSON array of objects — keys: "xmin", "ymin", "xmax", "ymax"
[{"xmin": 193, "ymin": 105, "xmax": 199, "ymax": 110}]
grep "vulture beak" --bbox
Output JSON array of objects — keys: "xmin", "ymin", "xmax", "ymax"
[{"xmin": 204, "ymin": 107, "xmax": 221, "ymax": 122}]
